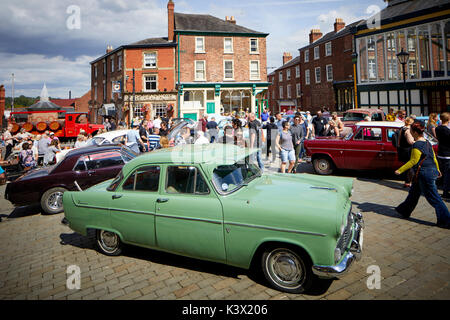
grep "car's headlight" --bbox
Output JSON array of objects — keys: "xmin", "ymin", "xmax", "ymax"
[{"xmin": 334, "ymin": 247, "xmax": 342, "ymax": 263}]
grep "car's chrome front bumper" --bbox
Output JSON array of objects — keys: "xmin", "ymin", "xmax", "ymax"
[{"xmin": 312, "ymin": 212, "xmax": 364, "ymax": 279}]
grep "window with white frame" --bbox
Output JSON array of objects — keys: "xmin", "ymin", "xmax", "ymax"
[
  {"xmin": 296, "ymin": 83, "xmax": 301, "ymax": 97},
  {"xmin": 111, "ymin": 57, "xmax": 115, "ymax": 73},
  {"xmin": 154, "ymin": 103, "xmax": 167, "ymax": 118},
  {"xmin": 118, "ymin": 56, "xmax": 122, "ymax": 70},
  {"xmin": 279, "ymin": 71, "xmax": 283, "ymax": 82},
  {"xmin": 224, "ymin": 60, "xmax": 234, "ymax": 80},
  {"xmin": 287, "ymin": 84, "xmax": 291, "ymax": 98},
  {"xmin": 325, "ymin": 42, "xmax": 332, "ymax": 56},
  {"xmin": 103, "ymin": 82, "xmax": 106, "ymax": 101},
  {"xmin": 195, "ymin": 37, "xmax": 205, "ymax": 53},
  {"xmin": 250, "ymin": 39, "xmax": 259, "ymax": 53},
  {"xmin": 134, "ymin": 104, "xmax": 144, "ymax": 118},
  {"xmin": 103, "ymin": 61, "xmax": 106, "ymax": 75},
  {"xmin": 305, "ymin": 69, "xmax": 310, "ymax": 85},
  {"xmin": 94, "ymin": 65, "xmax": 98, "ymax": 78},
  {"xmin": 287, "ymin": 69, "xmax": 291, "ymax": 80},
  {"xmin": 144, "ymin": 75, "xmax": 157, "ymax": 92},
  {"xmin": 315, "ymin": 67, "xmax": 321, "ymax": 83},
  {"xmin": 224, "ymin": 38, "xmax": 233, "ymax": 53},
  {"xmin": 195, "ymin": 61, "xmax": 206, "ymax": 81},
  {"xmin": 279, "ymin": 86, "xmax": 283, "ymax": 99},
  {"xmin": 326, "ymin": 64, "xmax": 333, "ymax": 82},
  {"xmin": 144, "ymin": 52, "xmax": 157, "ymax": 68},
  {"xmin": 295, "ymin": 65, "xmax": 300, "ymax": 78},
  {"xmin": 314, "ymin": 46, "xmax": 320, "ymax": 59},
  {"xmin": 304, "ymin": 50, "xmax": 309, "ymax": 62},
  {"xmin": 250, "ymin": 61, "xmax": 260, "ymax": 80},
  {"xmin": 94, "ymin": 84, "xmax": 98, "ymax": 100}
]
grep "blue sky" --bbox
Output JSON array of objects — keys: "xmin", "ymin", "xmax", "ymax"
[{"xmin": 0, "ymin": 0, "xmax": 385, "ymax": 98}]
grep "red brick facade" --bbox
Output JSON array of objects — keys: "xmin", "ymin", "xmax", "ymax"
[
  {"xmin": 268, "ymin": 55, "xmax": 301, "ymax": 113},
  {"xmin": 299, "ymin": 22, "xmax": 356, "ymax": 113},
  {"xmin": 0, "ymin": 85, "xmax": 5, "ymax": 125},
  {"xmin": 178, "ymin": 35, "xmax": 267, "ymax": 83},
  {"xmin": 91, "ymin": 44, "xmax": 177, "ymax": 124}
]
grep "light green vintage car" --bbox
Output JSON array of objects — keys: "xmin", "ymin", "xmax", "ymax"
[{"xmin": 62, "ymin": 144, "xmax": 364, "ymax": 293}]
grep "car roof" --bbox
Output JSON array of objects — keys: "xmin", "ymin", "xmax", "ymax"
[
  {"xmin": 122, "ymin": 144, "xmax": 257, "ymax": 174},
  {"xmin": 94, "ymin": 129, "xmax": 131, "ymax": 139},
  {"xmin": 66, "ymin": 144, "xmax": 124, "ymax": 158},
  {"xmin": 355, "ymin": 121, "xmax": 404, "ymax": 128},
  {"xmin": 346, "ymin": 109, "xmax": 382, "ymax": 114}
]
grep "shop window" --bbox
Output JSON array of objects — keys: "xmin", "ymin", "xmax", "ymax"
[
  {"xmin": 418, "ymin": 26, "xmax": 431, "ymax": 78},
  {"xmin": 431, "ymin": 23, "xmax": 445, "ymax": 77},
  {"xmin": 407, "ymin": 28, "xmax": 419, "ymax": 79}
]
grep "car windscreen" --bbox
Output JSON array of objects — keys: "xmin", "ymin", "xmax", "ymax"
[
  {"xmin": 86, "ymin": 137, "xmax": 105, "ymax": 146},
  {"xmin": 107, "ymin": 171, "xmax": 123, "ymax": 191},
  {"xmin": 342, "ymin": 112, "xmax": 366, "ymax": 121},
  {"xmin": 212, "ymin": 155, "xmax": 261, "ymax": 194}
]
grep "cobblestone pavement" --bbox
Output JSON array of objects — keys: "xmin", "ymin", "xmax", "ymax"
[{"xmin": 0, "ymin": 159, "xmax": 449, "ymax": 300}]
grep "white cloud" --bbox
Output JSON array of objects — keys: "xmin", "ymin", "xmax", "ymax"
[{"xmin": 0, "ymin": 53, "xmax": 94, "ymax": 98}]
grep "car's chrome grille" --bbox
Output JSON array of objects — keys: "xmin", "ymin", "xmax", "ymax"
[{"xmin": 337, "ymin": 212, "xmax": 353, "ymax": 252}]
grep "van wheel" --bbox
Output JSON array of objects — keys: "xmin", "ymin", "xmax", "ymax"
[
  {"xmin": 261, "ymin": 246, "xmax": 313, "ymax": 294},
  {"xmin": 313, "ymin": 157, "xmax": 334, "ymax": 175},
  {"xmin": 96, "ymin": 230, "xmax": 122, "ymax": 256},
  {"xmin": 41, "ymin": 187, "xmax": 67, "ymax": 214}
]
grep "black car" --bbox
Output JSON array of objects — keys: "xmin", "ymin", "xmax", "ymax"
[{"xmin": 4, "ymin": 145, "xmax": 137, "ymax": 214}]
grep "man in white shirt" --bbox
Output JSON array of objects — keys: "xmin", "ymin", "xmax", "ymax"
[{"xmin": 153, "ymin": 116, "xmax": 162, "ymax": 130}]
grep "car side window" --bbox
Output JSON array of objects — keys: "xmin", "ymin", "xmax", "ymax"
[
  {"xmin": 166, "ymin": 166, "xmax": 209, "ymax": 195},
  {"xmin": 85, "ymin": 151, "xmax": 124, "ymax": 170},
  {"xmin": 122, "ymin": 166, "xmax": 160, "ymax": 192},
  {"xmin": 354, "ymin": 127, "xmax": 382, "ymax": 141},
  {"xmin": 387, "ymin": 129, "xmax": 398, "ymax": 141},
  {"xmin": 372, "ymin": 113, "xmax": 382, "ymax": 121},
  {"xmin": 73, "ymin": 156, "xmax": 87, "ymax": 171}
]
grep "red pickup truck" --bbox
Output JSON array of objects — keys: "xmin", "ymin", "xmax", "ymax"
[{"xmin": 304, "ymin": 121, "xmax": 438, "ymax": 175}]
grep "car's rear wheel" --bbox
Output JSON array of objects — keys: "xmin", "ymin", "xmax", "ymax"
[
  {"xmin": 261, "ymin": 246, "xmax": 313, "ymax": 294},
  {"xmin": 96, "ymin": 230, "xmax": 122, "ymax": 256},
  {"xmin": 40, "ymin": 187, "xmax": 67, "ymax": 215},
  {"xmin": 313, "ymin": 157, "xmax": 334, "ymax": 175}
]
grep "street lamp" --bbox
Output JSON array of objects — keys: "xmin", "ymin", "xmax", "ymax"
[{"xmin": 397, "ymin": 48, "xmax": 410, "ymax": 113}]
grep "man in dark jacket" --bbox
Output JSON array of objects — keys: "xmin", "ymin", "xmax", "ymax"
[
  {"xmin": 263, "ymin": 117, "xmax": 278, "ymax": 162},
  {"xmin": 436, "ymin": 112, "xmax": 450, "ymax": 199}
]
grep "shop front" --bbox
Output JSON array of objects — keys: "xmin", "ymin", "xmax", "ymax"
[{"xmin": 124, "ymin": 92, "xmax": 177, "ymax": 124}]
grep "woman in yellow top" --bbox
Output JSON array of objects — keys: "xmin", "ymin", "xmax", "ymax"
[{"xmin": 395, "ymin": 122, "xmax": 450, "ymax": 229}]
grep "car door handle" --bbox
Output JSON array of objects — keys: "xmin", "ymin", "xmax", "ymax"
[
  {"xmin": 88, "ymin": 170, "xmax": 96, "ymax": 176},
  {"xmin": 157, "ymin": 198, "xmax": 169, "ymax": 203},
  {"xmin": 112, "ymin": 194, "xmax": 123, "ymax": 200}
]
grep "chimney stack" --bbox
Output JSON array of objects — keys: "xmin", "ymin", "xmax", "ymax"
[
  {"xmin": 225, "ymin": 16, "xmax": 236, "ymax": 24},
  {"xmin": 309, "ymin": 29, "xmax": 323, "ymax": 44},
  {"xmin": 334, "ymin": 18, "xmax": 345, "ymax": 33},
  {"xmin": 283, "ymin": 52, "xmax": 293, "ymax": 65},
  {"xmin": 168, "ymin": 0, "xmax": 175, "ymax": 42},
  {"xmin": 106, "ymin": 45, "xmax": 114, "ymax": 53}
]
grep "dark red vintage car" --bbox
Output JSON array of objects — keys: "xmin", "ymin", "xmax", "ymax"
[
  {"xmin": 304, "ymin": 121, "xmax": 438, "ymax": 175},
  {"xmin": 4, "ymin": 145, "xmax": 137, "ymax": 214}
]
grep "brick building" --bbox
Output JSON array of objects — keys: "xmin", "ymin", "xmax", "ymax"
[
  {"xmin": 267, "ymin": 53, "xmax": 302, "ymax": 113},
  {"xmin": 354, "ymin": 0, "xmax": 450, "ymax": 115},
  {"xmin": 90, "ymin": 38, "xmax": 177, "ymax": 124},
  {"xmin": 0, "ymin": 85, "xmax": 5, "ymax": 128},
  {"xmin": 298, "ymin": 19, "xmax": 361, "ymax": 113},
  {"xmin": 170, "ymin": 1, "xmax": 270, "ymax": 120}
]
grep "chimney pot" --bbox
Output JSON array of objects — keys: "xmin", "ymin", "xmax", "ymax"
[
  {"xmin": 309, "ymin": 29, "xmax": 323, "ymax": 44},
  {"xmin": 283, "ymin": 52, "xmax": 293, "ymax": 65},
  {"xmin": 334, "ymin": 18, "xmax": 345, "ymax": 33}
]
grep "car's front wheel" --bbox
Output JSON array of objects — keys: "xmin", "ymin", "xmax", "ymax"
[
  {"xmin": 313, "ymin": 157, "xmax": 334, "ymax": 175},
  {"xmin": 261, "ymin": 246, "xmax": 313, "ymax": 294},
  {"xmin": 96, "ymin": 230, "xmax": 122, "ymax": 256},
  {"xmin": 40, "ymin": 187, "xmax": 67, "ymax": 215}
]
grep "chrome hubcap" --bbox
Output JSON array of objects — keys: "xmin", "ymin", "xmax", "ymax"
[
  {"xmin": 100, "ymin": 231, "xmax": 118, "ymax": 252},
  {"xmin": 267, "ymin": 249, "xmax": 304, "ymax": 289},
  {"xmin": 47, "ymin": 192, "xmax": 63, "ymax": 211},
  {"xmin": 318, "ymin": 160, "xmax": 329, "ymax": 171}
]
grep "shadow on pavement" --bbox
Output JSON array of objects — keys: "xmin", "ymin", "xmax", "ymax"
[
  {"xmin": 0, "ymin": 204, "xmax": 42, "ymax": 219},
  {"xmin": 353, "ymin": 201, "xmax": 436, "ymax": 227},
  {"xmin": 59, "ymin": 230, "xmax": 335, "ymax": 296}
]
